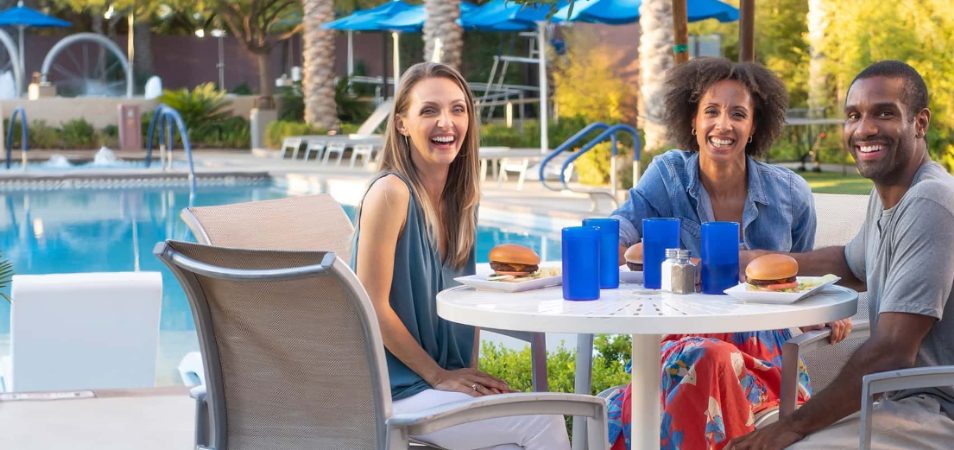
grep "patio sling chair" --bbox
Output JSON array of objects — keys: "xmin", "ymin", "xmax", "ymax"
[
  {"xmin": 155, "ymin": 240, "xmax": 610, "ymax": 450},
  {"xmin": 180, "ymin": 193, "xmax": 550, "ymax": 392},
  {"xmin": 779, "ymin": 291, "xmax": 954, "ymax": 449}
]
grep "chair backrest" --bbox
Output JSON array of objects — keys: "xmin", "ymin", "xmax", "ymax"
[
  {"xmin": 7, "ymin": 272, "xmax": 161, "ymax": 392},
  {"xmin": 802, "ymin": 292, "xmax": 871, "ymax": 392},
  {"xmin": 180, "ymin": 194, "xmax": 354, "ymax": 261},
  {"xmin": 812, "ymin": 193, "xmax": 869, "ymax": 249},
  {"xmin": 355, "ymin": 100, "xmax": 393, "ymax": 136},
  {"xmin": 155, "ymin": 241, "xmax": 391, "ymax": 449}
]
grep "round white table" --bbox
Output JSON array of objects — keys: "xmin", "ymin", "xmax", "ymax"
[{"xmin": 437, "ymin": 282, "xmax": 858, "ymax": 450}]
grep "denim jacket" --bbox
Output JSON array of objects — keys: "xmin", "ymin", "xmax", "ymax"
[{"xmin": 610, "ymin": 150, "xmax": 816, "ymax": 255}]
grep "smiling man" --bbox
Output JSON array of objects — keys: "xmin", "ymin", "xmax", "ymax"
[{"xmin": 732, "ymin": 61, "xmax": 954, "ymax": 449}]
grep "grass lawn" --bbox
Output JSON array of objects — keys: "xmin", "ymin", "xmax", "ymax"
[{"xmin": 797, "ymin": 169, "xmax": 873, "ymax": 195}]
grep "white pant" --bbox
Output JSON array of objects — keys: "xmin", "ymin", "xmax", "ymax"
[
  {"xmin": 392, "ymin": 389, "xmax": 571, "ymax": 450},
  {"xmin": 788, "ymin": 395, "xmax": 954, "ymax": 449}
]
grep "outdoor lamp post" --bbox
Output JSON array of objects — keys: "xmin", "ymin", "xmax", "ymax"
[{"xmin": 210, "ymin": 29, "xmax": 226, "ymax": 90}]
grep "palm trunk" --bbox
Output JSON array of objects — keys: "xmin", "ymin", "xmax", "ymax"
[
  {"xmin": 638, "ymin": 0, "xmax": 673, "ymax": 152},
  {"xmin": 302, "ymin": 0, "xmax": 338, "ymax": 129},
  {"xmin": 807, "ymin": 0, "xmax": 830, "ymax": 118},
  {"xmin": 424, "ymin": 0, "xmax": 462, "ymax": 68},
  {"xmin": 257, "ymin": 52, "xmax": 275, "ymax": 109},
  {"xmin": 133, "ymin": 19, "xmax": 153, "ymax": 77}
]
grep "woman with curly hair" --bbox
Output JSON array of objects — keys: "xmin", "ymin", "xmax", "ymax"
[{"xmin": 605, "ymin": 57, "xmax": 851, "ymax": 449}]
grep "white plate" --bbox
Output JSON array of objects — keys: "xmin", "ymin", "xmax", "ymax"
[
  {"xmin": 454, "ymin": 273, "xmax": 562, "ymax": 293},
  {"xmin": 620, "ymin": 269, "xmax": 644, "ymax": 284},
  {"xmin": 723, "ymin": 275, "xmax": 841, "ymax": 304},
  {"xmin": 456, "ymin": 269, "xmax": 644, "ymax": 293}
]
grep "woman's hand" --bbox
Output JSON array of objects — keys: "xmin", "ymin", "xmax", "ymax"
[
  {"xmin": 430, "ymin": 368, "xmax": 513, "ymax": 397},
  {"xmin": 799, "ymin": 318, "xmax": 853, "ymax": 344}
]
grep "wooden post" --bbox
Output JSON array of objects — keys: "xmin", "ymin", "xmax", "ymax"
[
  {"xmin": 672, "ymin": 0, "xmax": 689, "ymax": 64},
  {"xmin": 739, "ymin": 0, "xmax": 755, "ymax": 62}
]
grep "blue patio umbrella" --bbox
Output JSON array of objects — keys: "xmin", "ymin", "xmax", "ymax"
[
  {"xmin": 553, "ymin": 0, "xmax": 739, "ymax": 25},
  {"xmin": 323, "ymin": 0, "xmax": 415, "ymax": 31},
  {"xmin": 0, "ymin": 1, "xmax": 71, "ymax": 86},
  {"xmin": 376, "ymin": 2, "xmax": 477, "ymax": 32},
  {"xmin": 461, "ymin": 0, "xmax": 569, "ymax": 31},
  {"xmin": 323, "ymin": 1, "xmax": 418, "ymax": 94}
]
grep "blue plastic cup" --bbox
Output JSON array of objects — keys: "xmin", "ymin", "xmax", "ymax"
[
  {"xmin": 701, "ymin": 221, "xmax": 741, "ymax": 294},
  {"xmin": 642, "ymin": 218, "xmax": 681, "ymax": 289},
  {"xmin": 561, "ymin": 226, "xmax": 600, "ymax": 301},
  {"xmin": 582, "ymin": 218, "xmax": 620, "ymax": 289}
]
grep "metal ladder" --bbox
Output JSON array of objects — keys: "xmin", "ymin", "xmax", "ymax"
[{"xmin": 145, "ymin": 104, "xmax": 198, "ymax": 193}]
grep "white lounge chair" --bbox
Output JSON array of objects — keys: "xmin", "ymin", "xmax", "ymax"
[
  {"xmin": 350, "ymin": 143, "xmax": 378, "ymax": 167},
  {"xmin": 0, "ymin": 272, "xmax": 162, "ymax": 393},
  {"xmin": 280, "ymin": 137, "xmax": 304, "ymax": 159}
]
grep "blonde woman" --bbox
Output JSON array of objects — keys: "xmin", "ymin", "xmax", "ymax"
[{"xmin": 352, "ymin": 62, "xmax": 570, "ymax": 449}]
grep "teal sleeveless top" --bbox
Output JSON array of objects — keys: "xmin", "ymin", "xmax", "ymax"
[{"xmin": 352, "ymin": 172, "xmax": 476, "ymax": 400}]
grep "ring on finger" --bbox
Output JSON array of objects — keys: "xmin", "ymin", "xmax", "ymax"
[{"xmin": 471, "ymin": 383, "xmax": 479, "ymax": 391}]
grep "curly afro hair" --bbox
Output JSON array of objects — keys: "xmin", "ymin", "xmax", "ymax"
[{"xmin": 662, "ymin": 57, "xmax": 788, "ymax": 158}]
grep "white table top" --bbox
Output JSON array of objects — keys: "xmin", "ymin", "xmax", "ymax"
[{"xmin": 437, "ymin": 282, "xmax": 858, "ymax": 335}]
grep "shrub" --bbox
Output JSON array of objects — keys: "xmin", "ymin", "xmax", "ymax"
[
  {"xmin": 278, "ymin": 85, "xmax": 304, "ymax": 122},
  {"xmin": 159, "ymin": 82, "xmax": 232, "ymax": 132},
  {"xmin": 479, "ymin": 334, "xmax": 631, "ymax": 395},
  {"xmin": 97, "ymin": 125, "xmax": 119, "ymax": 149},
  {"xmin": 265, "ymin": 120, "xmax": 325, "ymax": 149},
  {"xmin": 14, "ymin": 120, "xmax": 62, "ymax": 149},
  {"xmin": 192, "ymin": 116, "xmax": 251, "ymax": 149},
  {"xmin": 60, "ymin": 118, "xmax": 96, "ymax": 149}
]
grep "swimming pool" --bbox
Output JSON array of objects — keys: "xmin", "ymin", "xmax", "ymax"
[{"xmin": 0, "ymin": 181, "xmax": 561, "ymax": 385}]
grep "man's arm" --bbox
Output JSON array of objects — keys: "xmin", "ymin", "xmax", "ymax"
[
  {"xmin": 729, "ymin": 311, "xmax": 934, "ymax": 449},
  {"xmin": 740, "ymin": 246, "xmax": 866, "ymax": 292}
]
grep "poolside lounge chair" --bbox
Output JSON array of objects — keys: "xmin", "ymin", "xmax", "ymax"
[
  {"xmin": 350, "ymin": 143, "xmax": 378, "ymax": 167},
  {"xmin": 322, "ymin": 142, "xmax": 347, "ymax": 165},
  {"xmin": 155, "ymin": 241, "xmax": 610, "ymax": 450},
  {"xmin": 0, "ymin": 272, "xmax": 162, "ymax": 393},
  {"xmin": 280, "ymin": 137, "xmax": 304, "ymax": 159}
]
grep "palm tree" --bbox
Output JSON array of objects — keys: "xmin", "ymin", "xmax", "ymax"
[
  {"xmin": 302, "ymin": 0, "xmax": 339, "ymax": 129},
  {"xmin": 807, "ymin": 0, "xmax": 830, "ymax": 118},
  {"xmin": 638, "ymin": 0, "xmax": 674, "ymax": 152},
  {"xmin": 423, "ymin": 0, "xmax": 462, "ymax": 67}
]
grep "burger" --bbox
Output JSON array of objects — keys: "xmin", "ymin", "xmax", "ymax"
[
  {"xmin": 624, "ymin": 243, "xmax": 643, "ymax": 271},
  {"xmin": 489, "ymin": 244, "xmax": 540, "ymax": 276},
  {"xmin": 745, "ymin": 254, "xmax": 799, "ymax": 291}
]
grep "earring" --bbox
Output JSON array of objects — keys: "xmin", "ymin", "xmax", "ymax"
[
  {"xmin": 691, "ymin": 128, "xmax": 696, "ymax": 136},
  {"xmin": 748, "ymin": 135, "xmax": 754, "ymax": 144}
]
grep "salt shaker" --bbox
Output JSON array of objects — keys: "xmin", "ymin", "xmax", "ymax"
[
  {"xmin": 660, "ymin": 248, "xmax": 680, "ymax": 293},
  {"xmin": 662, "ymin": 249, "xmax": 696, "ymax": 294}
]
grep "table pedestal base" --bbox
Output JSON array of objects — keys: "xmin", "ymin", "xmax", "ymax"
[{"xmin": 632, "ymin": 333, "xmax": 662, "ymax": 450}]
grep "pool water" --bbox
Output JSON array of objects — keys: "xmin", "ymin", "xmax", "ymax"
[{"xmin": 0, "ymin": 182, "xmax": 560, "ymax": 385}]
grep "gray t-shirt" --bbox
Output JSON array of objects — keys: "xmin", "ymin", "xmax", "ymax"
[{"xmin": 845, "ymin": 162, "xmax": 954, "ymax": 418}]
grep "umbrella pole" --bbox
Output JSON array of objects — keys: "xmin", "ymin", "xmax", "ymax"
[
  {"xmin": 347, "ymin": 30, "xmax": 354, "ymax": 86},
  {"xmin": 392, "ymin": 31, "xmax": 400, "ymax": 93},
  {"xmin": 537, "ymin": 22, "xmax": 548, "ymax": 153},
  {"xmin": 671, "ymin": 0, "xmax": 689, "ymax": 64},
  {"xmin": 739, "ymin": 0, "xmax": 755, "ymax": 62},
  {"xmin": 18, "ymin": 26, "xmax": 25, "ymax": 92}
]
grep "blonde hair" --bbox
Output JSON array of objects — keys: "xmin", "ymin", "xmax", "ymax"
[{"xmin": 377, "ymin": 62, "xmax": 480, "ymax": 269}]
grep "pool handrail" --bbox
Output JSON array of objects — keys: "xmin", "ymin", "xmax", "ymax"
[
  {"xmin": 145, "ymin": 104, "xmax": 197, "ymax": 191},
  {"xmin": 538, "ymin": 122, "xmax": 609, "ymax": 192},
  {"xmin": 4, "ymin": 107, "xmax": 28, "ymax": 170},
  {"xmin": 556, "ymin": 124, "xmax": 640, "ymax": 191}
]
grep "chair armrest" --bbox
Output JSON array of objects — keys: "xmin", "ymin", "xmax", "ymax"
[
  {"xmin": 387, "ymin": 392, "xmax": 608, "ymax": 448},
  {"xmin": 779, "ymin": 320, "xmax": 871, "ymax": 417},
  {"xmin": 189, "ymin": 384, "xmax": 209, "ymax": 448},
  {"xmin": 859, "ymin": 366, "xmax": 954, "ymax": 450}
]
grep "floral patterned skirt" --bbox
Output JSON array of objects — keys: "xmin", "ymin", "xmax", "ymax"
[{"xmin": 607, "ymin": 330, "xmax": 812, "ymax": 450}]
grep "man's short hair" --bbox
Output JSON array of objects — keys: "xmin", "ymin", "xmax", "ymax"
[{"xmin": 849, "ymin": 60, "xmax": 929, "ymax": 116}]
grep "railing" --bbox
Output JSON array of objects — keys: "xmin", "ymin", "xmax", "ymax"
[
  {"xmin": 4, "ymin": 107, "xmax": 28, "ymax": 170},
  {"xmin": 538, "ymin": 122, "xmax": 641, "ymax": 208},
  {"xmin": 145, "ymin": 104, "xmax": 197, "ymax": 191},
  {"xmin": 538, "ymin": 122, "xmax": 609, "ymax": 191}
]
